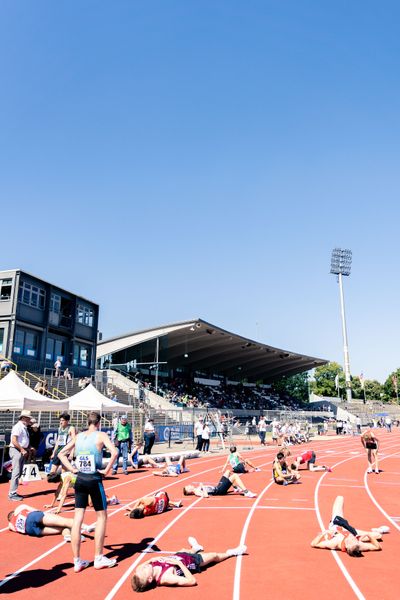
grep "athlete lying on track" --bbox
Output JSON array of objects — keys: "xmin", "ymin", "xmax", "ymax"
[
  {"xmin": 152, "ymin": 455, "xmax": 188, "ymax": 477},
  {"xmin": 44, "ymin": 471, "xmax": 119, "ymax": 513},
  {"xmin": 8, "ymin": 503, "xmax": 89, "ymax": 540},
  {"xmin": 311, "ymin": 496, "xmax": 389, "ymax": 556},
  {"xmin": 183, "ymin": 470, "xmax": 256, "ymax": 497},
  {"xmin": 221, "ymin": 445, "xmax": 261, "ymax": 474},
  {"xmin": 124, "ymin": 490, "xmax": 182, "ymax": 519},
  {"xmin": 131, "ymin": 536, "xmax": 247, "ymax": 591}
]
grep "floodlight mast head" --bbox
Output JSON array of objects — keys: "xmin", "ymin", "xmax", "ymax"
[{"xmin": 330, "ymin": 248, "xmax": 352, "ymax": 276}]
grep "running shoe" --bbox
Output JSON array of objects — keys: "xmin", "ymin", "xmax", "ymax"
[
  {"xmin": 8, "ymin": 494, "xmax": 24, "ymax": 501},
  {"xmin": 173, "ymin": 500, "xmax": 183, "ymax": 508},
  {"xmin": 74, "ymin": 559, "xmax": 90, "ymax": 573},
  {"xmin": 367, "ymin": 469, "xmax": 373, "ymax": 474},
  {"xmin": 226, "ymin": 544, "xmax": 247, "ymax": 556},
  {"xmin": 375, "ymin": 469, "xmax": 379, "ymax": 474},
  {"xmin": 372, "ymin": 526, "xmax": 390, "ymax": 534},
  {"xmin": 232, "ymin": 485, "xmax": 242, "ymax": 493},
  {"xmin": 94, "ymin": 556, "xmax": 117, "ymax": 569},
  {"xmin": 244, "ymin": 490, "xmax": 257, "ymax": 498},
  {"xmin": 82, "ymin": 523, "xmax": 96, "ymax": 533},
  {"xmin": 188, "ymin": 536, "xmax": 204, "ymax": 553},
  {"xmin": 108, "ymin": 495, "xmax": 120, "ymax": 505},
  {"xmin": 64, "ymin": 534, "xmax": 86, "ymax": 543}
]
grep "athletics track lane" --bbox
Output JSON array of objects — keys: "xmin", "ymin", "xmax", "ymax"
[{"xmin": 1, "ymin": 433, "xmax": 400, "ymax": 599}]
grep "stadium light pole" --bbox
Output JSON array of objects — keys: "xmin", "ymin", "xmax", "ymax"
[{"xmin": 330, "ymin": 248, "xmax": 352, "ymax": 404}]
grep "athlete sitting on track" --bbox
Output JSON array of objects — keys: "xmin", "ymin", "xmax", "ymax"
[
  {"xmin": 311, "ymin": 495, "xmax": 388, "ymax": 556},
  {"xmin": 8, "ymin": 503, "xmax": 88, "ymax": 540},
  {"xmin": 221, "ymin": 445, "xmax": 261, "ymax": 474},
  {"xmin": 361, "ymin": 429, "xmax": 380, "ymax": 474},
  {"xmin": 124, "ymin": 490, "xmax": 182, "ymax": 519},
  {"xmin": 131, "ymin": 536, "xmax": 247, "ymax": 591},
  {"xmin": 152, "ymin": 455, "xmax": 188, "ymax": 477},
  {"xmin": 273, "ymin": 452, "xmax": 301, "ymax": 485},
  {"xmin": 285, "ymin": 449, "xmax": 332, "ymax": 472},
  {"xmin": 44, "ymin": 471, "xmax": 119, "ymax": 514},
  {"xmin": 183, "ymin": 470, "xmax": 256, "ymax": 498}
]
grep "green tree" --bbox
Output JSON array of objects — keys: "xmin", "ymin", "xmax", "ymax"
[
  {"xmin": 310, "ymin": 362, "xmax": 344, "ymax": 398},
  {"xmin": 273, "ymin": 372, "xmax": 309, "ymax": 404},
  {"xmin": 383, "ymin": 369, "xmax": 400, "ymax": 403},
  {"xmin": 364, "ymin": 379, "xmax": 384, "ymax": 402}
]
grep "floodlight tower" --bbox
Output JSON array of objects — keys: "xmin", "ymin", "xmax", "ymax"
[{"xmin": 330, "ymin": 248, "xmax": 353, "ymax": 403}]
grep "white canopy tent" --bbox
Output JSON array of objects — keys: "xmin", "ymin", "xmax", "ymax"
[
  {"xmin": 68, "ymin": 384, "xmax": 132, "ymax": 413},
  {"xmin": 0, "ymin": 370, "xmax": 69, "ymax": 411}
]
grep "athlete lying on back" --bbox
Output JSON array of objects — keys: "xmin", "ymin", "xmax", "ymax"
[{"xmin": 124, "ymin": 491, "xmax": 182, "ymax": 519}]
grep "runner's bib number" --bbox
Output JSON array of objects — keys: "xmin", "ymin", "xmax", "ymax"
[
  {"xmin": 77, "ymin": 454, "xmax": 95, "ymax": 473},
  {"xmin": 57, "ymin": 433, "xmax": 67, "ymax": 446},
  {"xmin": 15, "ymin": 513, "xmax": 27, "ymax": 534}
]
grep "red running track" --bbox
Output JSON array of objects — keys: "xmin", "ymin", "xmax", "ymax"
[{"xmin": 0, "ymin": 430, "xmax": 399, "ymax": 599}]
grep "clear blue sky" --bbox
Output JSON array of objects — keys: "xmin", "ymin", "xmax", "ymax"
[{"xmin": 1, "ymin": 1, "xmax": 399, "ymax": 383}]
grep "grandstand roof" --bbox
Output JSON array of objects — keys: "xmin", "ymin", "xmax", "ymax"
[{"xmin": 97, "ymin": 319, "xmax": 327, "ymax": 381}]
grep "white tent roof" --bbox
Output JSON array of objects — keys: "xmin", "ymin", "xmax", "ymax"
[
  {"xmin": 68, "ymin": 384, "xmax": 132, "ymax": 413},
  {"xmin": 0, "ymin": 371, "xmax": 69, "ymax": 411}
]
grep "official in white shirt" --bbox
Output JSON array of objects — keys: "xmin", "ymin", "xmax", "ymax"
[{"xmin": 9, "ymin": 410, "xmax": 32, "ymax": 501}]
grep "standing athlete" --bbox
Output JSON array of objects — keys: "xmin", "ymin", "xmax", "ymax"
[
  {"xmin": 48, "ymin": 413, "xmax": 76, "ymax": 479},
  {"xmin": 59, "ymin": 411, "xmax": 118, "ymax": 572}
]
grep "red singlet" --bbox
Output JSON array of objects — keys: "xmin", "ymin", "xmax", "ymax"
[
  {"xmin": 298, "ymin": 450, "xmax": 313, "ymax": 464},
  {"xmin": 143, "ymin": 492, "xmax": 168, "ymax": 516}
]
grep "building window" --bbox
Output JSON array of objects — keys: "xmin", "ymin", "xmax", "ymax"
[
  {"xmin": 18, "ymin": 282, "xmax": 46, "ymax": 310},
  {"xmin": 0, "ymin": 279, "xmax": 12, "ymax": 301},
  {"xmin": 25, "ymin": 332, "xmax": 38, "ymax": 357},
  {"xmin": 46, "ymin": 338, "xmax": 55, "ymax": 361},
  {"xmin": 13, "ymin": 329, "xmax": 39, "ymax": 358},
  {"xmin": 0, "ymin": 328, "xmax": 4, "ymax": 353},
  {"xmin": 50, "ymin": 293, "xmax": 61, "ymax": 313},
  {"xmin": 73, "ymin": 343, "xmax": 91, "ymax": 368},
  {"xmin": 54, "ymin": 340, "xmax": 66, "ymax": 363},
  {"xmin": 76, "ymin": 304, "xmax": 94, "ymax": 327}
]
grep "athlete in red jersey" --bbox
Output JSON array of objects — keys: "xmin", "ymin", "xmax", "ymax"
[
  {"xmin": 125, "ymin": 491, "xmax": 182, "ymax": 519},
  {"xmin": 285, "ymin": 449, "xmax": 331, "ymax": 472}
]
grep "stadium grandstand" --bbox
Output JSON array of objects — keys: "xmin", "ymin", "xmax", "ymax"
[{"xmin": 97, "ymin": 318, "xmax": 327, "ymax": 411}]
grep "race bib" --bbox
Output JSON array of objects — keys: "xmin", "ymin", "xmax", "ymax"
[
  {"xmin": 57, "ymin": 433, "xmax": 67, "ymax": 446},
  {"xmin": 77, "ymin": 453, "xmax": 96, "ymax": 473},
  {"xmin": 156, "ymin": 499, "xmax": 166, "ymax": 513},
  {"xmin": 15, "ymin": 513, "xmax": 27, "ymax": 534}
]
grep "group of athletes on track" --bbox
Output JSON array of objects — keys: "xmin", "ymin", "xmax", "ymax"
[{"xmin": 7, "ymin": 411, "xmax": 389, "ymax": 591}]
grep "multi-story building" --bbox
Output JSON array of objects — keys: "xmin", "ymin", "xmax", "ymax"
[{"xmin": 0, "ymin": 269, "xmax": 98, "ymax": 376}]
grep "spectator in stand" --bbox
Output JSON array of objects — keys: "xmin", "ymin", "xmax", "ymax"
[
  {"xmin": 201, "ymin": 421, "xmax": 210, "ymax": 452},
  {"xmin": 63, "ymin": 368, "xmax": 72, "ymax": 381},
  {"xmin": 34, "ymin": 378, "xmax": 48, "ymax": 396},
  {"xmin": 8, "ymin": 410, "xmax": 33, "ymax": 501},
  {"xmin": 143, "ymin": 418, "xmax": 156, "ymax": 454},
  {"xmin": 0, "ymin": 358, "xmax": 13, "ymax": 374},
  {"xmin": 194, "ymin": 417, "xmax": 204, "ymax": 451},
  {"xmin": 385, "ymin": 416, "xmax": 392, "ymax": 433},
  {"xmin": 54, "ymin": 357, "xmax": 62, "ymax": 378}
]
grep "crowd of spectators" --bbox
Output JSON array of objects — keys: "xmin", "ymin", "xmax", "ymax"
[{"xmin": 138, "ymin": 377, "xmax": 303, "ymax": 412}]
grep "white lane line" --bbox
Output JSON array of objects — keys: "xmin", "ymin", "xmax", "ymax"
[
  {"xmin": 232, "ymin": 479, "xmax": 275, "ymax": 600},
  {"xmin": 0, "ymin": 457, "xmax": 252, "ymax": 587},
  {"xmin": 321, "ymin": 484, "xmax": 366, "ymax": 488},
  {"xmin": 363, "ymin": 450, "xmax": 400, "ymax": 533},
  {"xmin": 314, "ymin": 457, "xmax": 367, "ymax": 600},
  {"xmin": 187, "ymin": 505, "xmax": 315, "ymax": 511},
  {"xmin": 104, "ymin": 497, "xmax": 203, "ymax": 600},
  {"xmin": 0, "ymin": 540, "xmax": 66, "ymax": 588}
]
